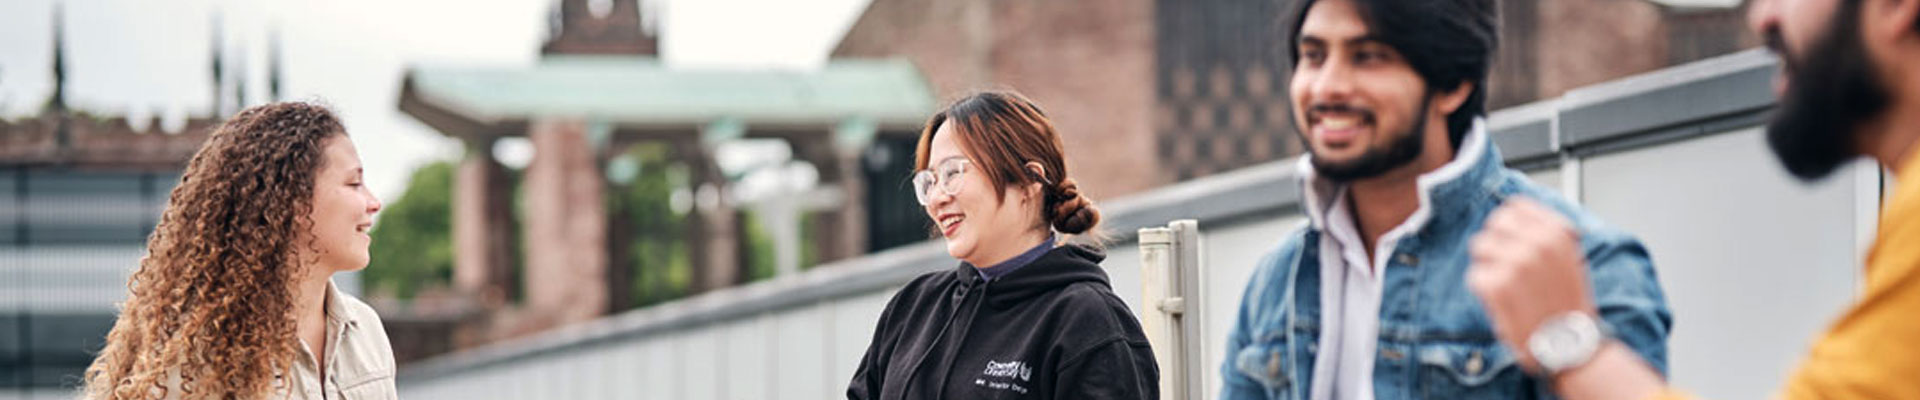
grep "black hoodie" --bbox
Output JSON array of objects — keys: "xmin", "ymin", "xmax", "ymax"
[{"xmin": 847, "ymin": 244, "xmax": 1159, "ymax": 399}]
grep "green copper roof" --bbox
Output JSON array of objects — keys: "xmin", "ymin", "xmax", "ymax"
[{"xmin": 400, "ymin": 56, "xmax": 937, "ymax": 128}]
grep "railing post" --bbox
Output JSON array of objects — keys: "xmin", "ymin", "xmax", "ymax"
[{"xmin": 1139, "ymin": 219, "xmax": 1204, "ymax": 400}]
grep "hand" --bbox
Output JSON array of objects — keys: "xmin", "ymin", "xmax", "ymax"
[{"xmin": 1467, "ymin": 197, "xmax": 1599, "ymax": 373}]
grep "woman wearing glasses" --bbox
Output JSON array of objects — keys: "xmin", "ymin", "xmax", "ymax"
[{"xmin": 846, "ymin": 91, "xmax": 1158, "ymax": 399}]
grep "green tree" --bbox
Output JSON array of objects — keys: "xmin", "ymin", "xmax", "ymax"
[
  {"xmin": 363, "ymin": 161, "xmax": 456, "ymax": 299},
  {"xmin": 607, "ymin": 144, "xmax": 693, "ymax": 308},
  {"xmin": 740, "ymin": 209, "xmax": 778, "ymax": 281}
]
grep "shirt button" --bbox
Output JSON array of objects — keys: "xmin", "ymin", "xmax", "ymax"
[
  {"xmin": 1466, "ymin": 351, "xmax": 1485, "ymax": 375},
  {"xmin": 1395, "ymin": 253, "xmax": 1419, "ymax": 266}
]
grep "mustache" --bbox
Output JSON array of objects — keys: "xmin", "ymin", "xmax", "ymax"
[
  {"xmin": 1764, "ymin": 27, "xmax": 1798, "ymax": 74},
  {"xmin": 1306, "ymin": 103, "xmax": 1377, "ymax": 122}
]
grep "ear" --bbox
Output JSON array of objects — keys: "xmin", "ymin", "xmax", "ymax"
[
  {"xmin": 1023, "ymin": 161, "xmax": 1049, "ymax": 200},
  {"xmin": 1432, "ymin": 81, "xmax": 1474, "ymax": 117},
  {"xmin": 1865, "ymin": 0, "xmax": 1920, "ymax": 44}
]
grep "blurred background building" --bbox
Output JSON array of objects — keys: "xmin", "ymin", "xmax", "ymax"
[
  {"xmin": 379, "ymin": 0, "xmax": 940, "ymax": 361},
  {"xmin": 834, "ymin": 0, "xmax": 1753, "ymax": 184},
  {"xmin": 0, "ymin": 6, "xmax": 292, "ymax": 390},
  {"xmin": 2, "ymin": 0, "xmax": 1758, "ymax": 397}
]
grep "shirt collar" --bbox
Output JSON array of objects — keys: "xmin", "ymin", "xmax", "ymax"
[
  {"xmin": 976, "ymin": 234, "xmax": 1057, "ymax": 282},
  {"xmin": 324, "ymin": 279, "xmax": 358, "ymax": 330}
]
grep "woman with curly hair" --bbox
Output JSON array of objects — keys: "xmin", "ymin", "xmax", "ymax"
[{"xmin": 81, "ymin": 101, "xmax": 394, "ymax": 399}]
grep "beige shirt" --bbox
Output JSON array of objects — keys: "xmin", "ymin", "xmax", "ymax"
[{"xmin": 154, "ymin": 280, "xmax": 398, "ymax": 399}]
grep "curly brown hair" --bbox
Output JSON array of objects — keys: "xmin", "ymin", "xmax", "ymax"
[{"xmin": 83, "ymin": 102, "xmax": 346, "ymax": 399}]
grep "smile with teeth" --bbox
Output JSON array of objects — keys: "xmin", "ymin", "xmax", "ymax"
[
  {"xmin": 937, "ymin": 213, "xmax": 965, "ymax": 236},
  {"xmin": 1311, "ymin": 111, "xmax": 1372, "ymax": 144},
  {"xmin": 1320, "ymin": 116, "xmax": 1361, "ymax": 130}
]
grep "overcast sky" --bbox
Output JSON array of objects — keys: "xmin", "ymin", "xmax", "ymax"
[{"xmin": 0, "ymin": 0, "xmax": 870, "ymax": 203}]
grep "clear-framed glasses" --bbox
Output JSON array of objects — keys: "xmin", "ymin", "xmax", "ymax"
[{"xmin": 911, "ymin": 158, "xmax": 971, "ymax": 205}]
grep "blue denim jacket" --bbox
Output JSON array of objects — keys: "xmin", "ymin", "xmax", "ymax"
[{"xmin": 1220, "ymin": 124, "xmax": 1673, "ymax": 399}]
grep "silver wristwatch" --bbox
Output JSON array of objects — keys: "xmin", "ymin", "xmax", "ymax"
[{"xmin": 1527, "ymin": 312, "xmax": 1609, "ymax": 376}]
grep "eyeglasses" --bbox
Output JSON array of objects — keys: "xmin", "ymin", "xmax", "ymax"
[{"xmin": 911, "ymin": 158, "xmax": 971, "ymax": 206}]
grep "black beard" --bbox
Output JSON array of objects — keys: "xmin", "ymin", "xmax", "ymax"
[
  {"xmin": 1766, "ymin": 0, "xmax": 1888, "ymax": 181},
  {"xmin": 1305, "ymin": 96, "xmax": 1432, "ymax": 182}
]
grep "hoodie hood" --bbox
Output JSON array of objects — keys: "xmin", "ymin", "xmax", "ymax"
[{"xmin": 953, "ymin": 244, "xmax": 1111, "ymax": 309}]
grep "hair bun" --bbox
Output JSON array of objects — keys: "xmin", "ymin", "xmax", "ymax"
[{"xmin": 1047, "ymin": 178, "xmax": 1100, "ymax": 234}]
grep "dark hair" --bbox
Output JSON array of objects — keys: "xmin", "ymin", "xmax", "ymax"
[
  {"xmin": 914, "ymin": 91, "xmax": 1100, "ymax": 235},
  {"xmin": 1288, "ymin": 0, "xmax": 1498, "ymax": 149}
]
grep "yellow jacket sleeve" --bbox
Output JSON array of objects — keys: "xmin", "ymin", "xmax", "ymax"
[{"xmin": 1773, "ymin": 156, "xmax": 1920, "ymax": 400}]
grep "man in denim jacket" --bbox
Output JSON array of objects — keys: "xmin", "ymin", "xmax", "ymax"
[{"xmin": 1219, "ymin": 0, "xmax": 1673, "ymax": 399}]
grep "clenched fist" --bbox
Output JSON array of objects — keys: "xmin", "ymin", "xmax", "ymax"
[{"xmin": 1467, "ymin": 197, "xmax": 1599, "ymax": 373}]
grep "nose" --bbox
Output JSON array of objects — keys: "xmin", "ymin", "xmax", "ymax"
[
  {"xmin": 1746, "ymin": 0, "xmax": 1779, "ymax": 41},
  {"xmin": 1306, "ymin": 57, "xmax": 1357, "ymax": 104},
  {"xmin": 926, "ymin": 187, "xmax": 954, "ymax": 208},
  {"xmin": 364, "ymin": 188, "xmax": 383, "ymax": 214}
]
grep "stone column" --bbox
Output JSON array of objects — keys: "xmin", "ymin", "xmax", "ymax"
[
  {"xmin": 452, "ymin": 137, "xmax": 517, "ymax": 308},
  {"xmin": 672, "ymin": 138, "xmax": 740, "ymax": 293},
  {"xmin": 521, "ymin": 118, "xmax": 608, "ymax": 327},
  {"xmin": 791, "ymin": 136, "xmax": 868, "ymax": 264}
]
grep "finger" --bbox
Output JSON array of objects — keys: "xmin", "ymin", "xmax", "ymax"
[
  {"xmin": 1484, "ymin": 203, "xmax": 1524, "ymax": 231},
  {"xmin": 1466, "ymin": 263, "xmax": 1497, "ymax": 292},
  {"xmin": 1478, "ymin": 211, "xmax": 1525, "ymax": 242},
  {"xmin": 1465, "ymin": 266, "xmax": 1500, "ymax": 300},
  {"xmin": 1505, "ymin": 198, "xmax": 1557, "ymax": 227},
  {"xmin": 1504, "ymin": 196, "xmax": 1548, "ymax": 215},
  {"xmin": 1469, "ymin": 235, "xmax": 1512, "ymax": 266},
  {"xmin": 1468, "ymin": 271, "xmax": 1513, "ymax": 329}
]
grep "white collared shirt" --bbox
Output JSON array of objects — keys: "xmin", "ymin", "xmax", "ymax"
[{"xmin": 1310, "ymin": 188, "xmax": 1388, "ymax": 400}]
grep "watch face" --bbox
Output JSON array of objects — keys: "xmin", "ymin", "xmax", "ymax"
[
  {"xmin": 1529, "ymin": 313, "xmax": 1602, "ymax": 373},
  {"xmin": 1549, "ymin": 329, "xmax": 1579, "ymax": 351}
]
